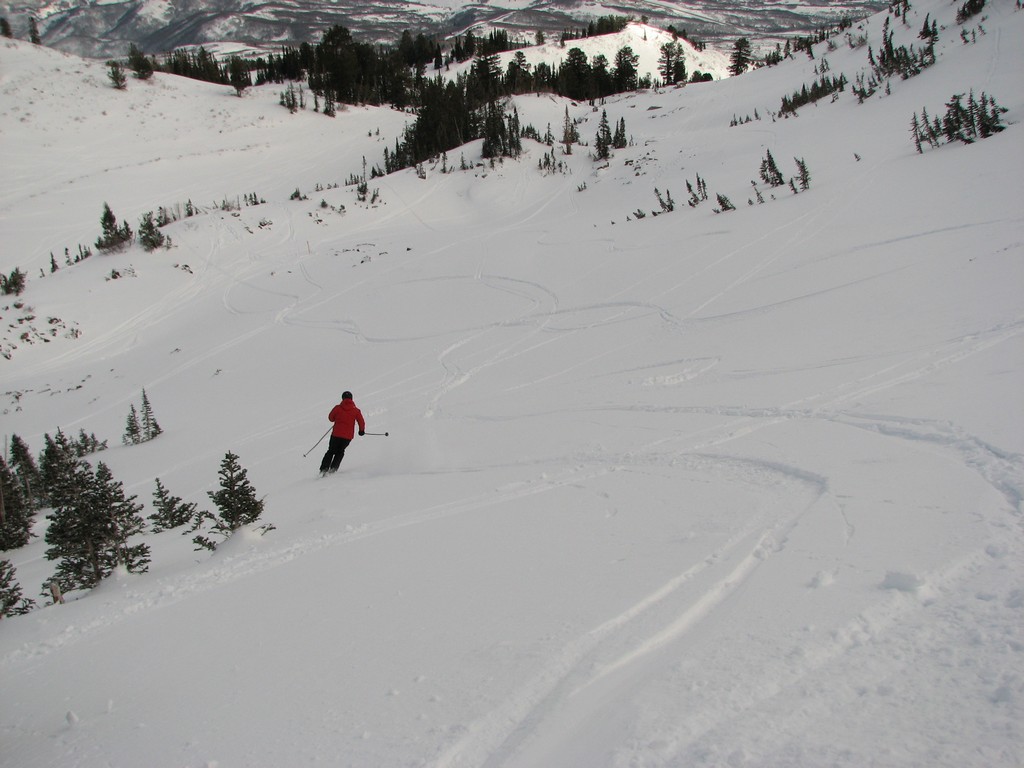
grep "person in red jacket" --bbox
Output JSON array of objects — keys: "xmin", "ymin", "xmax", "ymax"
[{"xmin": 320, "ymin": 391, "xmax": 366, "ymax": 475}]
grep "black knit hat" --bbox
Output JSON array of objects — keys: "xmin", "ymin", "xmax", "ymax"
[{"xmin": 342, "ymin": 391, "xmax": 353, "ymax": 400}]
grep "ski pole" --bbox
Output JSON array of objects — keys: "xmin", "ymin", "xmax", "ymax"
[
  {"xmin": 363, "ymin": 431, "xmax": 389, "ymax": 437},
  {"xmin": 303, "ymin": 426, "xmax": 332, "ymax": 457}
]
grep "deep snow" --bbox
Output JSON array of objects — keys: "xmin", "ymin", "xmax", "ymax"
[{"xmin": 1, "ymin": 2, "xmax": 1023, "ymax": 766}]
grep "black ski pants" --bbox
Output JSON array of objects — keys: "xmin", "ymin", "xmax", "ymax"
[{"xmin": 320, "ymin": 435, "xmax": 352, "ymax": 473}]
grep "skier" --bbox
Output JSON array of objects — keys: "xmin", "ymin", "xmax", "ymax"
[{"xmin": 319, "ymin": 391, "xmax": 365, "ymax": 476}]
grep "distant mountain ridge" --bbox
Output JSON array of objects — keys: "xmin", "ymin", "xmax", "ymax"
[{"xmin": 6, "ymin": 0, "xmax": 888, "ymax": 58}]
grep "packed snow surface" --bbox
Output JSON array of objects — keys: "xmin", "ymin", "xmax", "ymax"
[{"xmin": 1, "ymin": 1, "xmax": 1022, "ymax": 766}]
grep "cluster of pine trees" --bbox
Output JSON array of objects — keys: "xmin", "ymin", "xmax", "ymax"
[
  {"xmin": 93, "ymin": 203, "xmax": 171, "ymax": 255},
  {"xmin": 779, "ymin": 72, "xmax": 848, "ymax": 116},
  {"xmin": 862, "ymin": 15, "xmax": 936, "ymax": 89},
  {"xmin": 1, "ymin": 401, "xmax": 268, "ymax": 618},
  {"xmin": 123, "ymin": 389, "xmax": 162, "ymax": 445},
  {"xmin": 1, "ymin": 267, "xmax": 27, "ymax": 296},
  {"xmin": 910, "ymin": 91, "xmax": 1006, "ymax": 152}
]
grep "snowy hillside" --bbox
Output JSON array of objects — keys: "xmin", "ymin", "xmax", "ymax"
[
  {"xmin": 443, "ymin": 22, "xmax": 733, "ymax": 83},
  {"xmin": 1, "ymin": 1, "xmax": 1023, "ymax": 766}
]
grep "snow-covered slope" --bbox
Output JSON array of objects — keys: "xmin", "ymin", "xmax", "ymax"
[
  {"xmin": 1, "ymin": 1, "xmax": 1023, "ymax": 766},
  {"xmin": 444, "ymin": 22, "xmax": 732, "ymax": 83}
]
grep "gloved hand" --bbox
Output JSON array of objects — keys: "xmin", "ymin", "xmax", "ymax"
[{"xmin": 359, "ymin": 430, "xmax": 365, "ymax": 436}]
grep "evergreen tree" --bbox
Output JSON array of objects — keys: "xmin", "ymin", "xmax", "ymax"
[
  {"xmin": 9, "ymin": 434, "xmax": 42, "ymax": 511},
  {"xmin": 1, "ymin": 17, "xmax": 12, "ymax": 38},
  {"xmin": 44, "ymin": 460, "xmax": 149, "ymax": 592},
  {"xmin": 28, "ymin": 16, "xmax": 40, "ymax": 45},
  {"xmin": 612, "ymin": 46, "xmax": 639, "ymax": 92},
  {"xmin": 127, "ymin": 44, "xmax": 154, "ymax": 79},
  {"xmin": 96, "ymin": 463, "xmax": 150, "ymax": 573},
  {"xmin": 123, "ymin": 403, "xmax": 142, "ymax": 445},
  {"xmin": 43, "ymin": 457, "xmax": 101, "ymax": 591},
  {"xmin": 138, "ymin": 211, "xmax": 168, "ymax": 251},
  {"xmin": 716, "ymin": 193, "xmax": 736, "ymax": 212},
  {"xmin": 594, "ymin": 109, "xmax": 612, "ymax": 160},
  {"xmin": 795, "ymin": 157, "xmax": 811, "ymax": 190},
  {"xmin": 96, "ymin": 203, "xmax": 133, "ymax": 251},
  {"xmin": 759, "ymin": 149, "xmax": 784, "ymax": 187},
  {"xmin": 228, "ymin": 55, "xmax": 251, "ymax": 97},
  {"xmin": 612, "ymin": 117, "xmax": 627, "ymax": 149},
  {"xmin": 39, "ymin": 430, "xmax": 80, "ymax": 509},
  {"xmin": 729, "ymin": 38, "xmax": 752, "ymax": 77},
  {"xmin": 0, "ymin": 268, "xmax": 26, "ymax": 296},
  {"xmin": 195, "ymin": 452, "xmax": 265, "ymax": 550},
  {"xmin": 1, "ymin": 456, "xmax": 33, "ymax": 551},
  {"xmin": 0, "ymin": 559, "xmax": 35, "ymax": 618},
  {"xmin": 561, "ymin": 107, "xmax": 579, "ymax": 154},
  {"xmin": 150, "ymin": 478, "xmax": 199, "ymax": 532},
  {"xmin": 559, "ymin": 47, "xmax": 591, "ymax": 100},
  {"xmin": 910, "ymin": 112, "xmax": 923, "ymax": 153},
  {"xmin": 73, "ymin": 429, "xmax": 106, "ymax": 456},
  {"xmin": 956, "ymin": 0, "xmax": 986, "ymax": 24},
  {"xmin": 140, "ymin": 389, "xmax": 162, "ymax": 440},
  {"xmin": 658, "ymin": 42, "xmax": 685, "ymax": 85},
  {"xmin": 107, "ymin": 60, "xmax": 127, "ymax": 90}
]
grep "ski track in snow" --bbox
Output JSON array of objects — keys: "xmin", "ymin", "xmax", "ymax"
[{"xmin": 431, "ymin": 459, "xmax": 829, "ymax": 768}]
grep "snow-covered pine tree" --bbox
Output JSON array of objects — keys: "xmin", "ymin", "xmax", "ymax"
[
  {"xmin": 729, "ymin": 38, "xmax": 752, "ymax": 77},
  {"xmin": 595, "ymin": 109, "xmax": 612, "ymax": 161},
  {"xmin": 613, "ymin": 117, "xmax": 627, "ymax": 149},
  {"xmin": 795, "ymin": 157, "xmax": 811, "ymax": 190},
  {"xmin": 95, "ymin": 463, "xmax": 150, "ymax": 573},
  {"xmin": 195, "ymin": 452, "xmax": 266, "ymax": 550},
  {"xmin": 9, "ymin": 434, "xmax": 42, "ymax": 511},
  {"xmin": 0, "ymin": 559, "xmax": 35, "ymax": 618},
  {"xmin": 140, "ymin": 389, "xmax": 162, "ymax": 440},
  {"xmin": 658, "ymin": 42, "xmax": 682, "ymax": 85},
  {"xmin": 43, "ymin": 458, "xmax": 102, "ymax": 591},
  {"xmin": 44, "ymin": 460, "xmax": 150, "ymax": 592},
  {"xmin": 759, "ymin": 149, "xmax": 784, "ymax": 187},
  {"xmin": 107, "ymin": 60, "xmax": 127, "ymax": 90},
  {"xmin": 613, "ymin": 46, "xmax": 639, "ymax": 92},
  {"xmin": 910, "ymin": 112, "xmax": 923, "ymax": 153},
  {"xmin": 39, "ymin": 430, "xmax": 80, "ymax": 508},
  {"xmin": 123, "ymin": 403, "xmax": 142, "ymax": 445},
  {"xmin": 561, "ymin": 107, "xmax": 578, "ymax": 154},
  {"xmin": 127, "ymin": 44, "xmax": 154, "ymax": 80},
  {"xmin": 150, "ymin": 478, "xmax": 199, "ymax": 532},
  {"xmin": 95, "ymin": 203, "xmax": 132, "ymax": 252},
  {"xmin": 228, "ymin": 55, "xmax": 251, "ymax": 97},
  {"xmin": 138, "ymin": 212, "xmax": 168, "ymax": 251},
  {"xmin": 0, "ymin": 455, "xmax": 33, "ymax": 551}
]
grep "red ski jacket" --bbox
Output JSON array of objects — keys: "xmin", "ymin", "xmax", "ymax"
[{"xmin": 329, "ymin": 399, "xmax": 365, "ymax": 440}]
